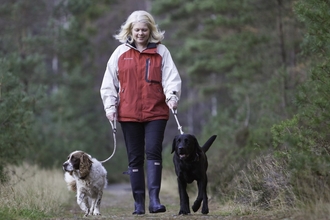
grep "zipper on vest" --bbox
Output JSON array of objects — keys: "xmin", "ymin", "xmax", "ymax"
[
  {"xmin": 145, "ymin": 58, "xmax": 160, "ymax": 84},
  {"xmin": 145, "ymin": 58, "xmax": 150, "ymax": 82}
]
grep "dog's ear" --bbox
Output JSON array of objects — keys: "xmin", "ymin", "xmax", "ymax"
[
  {"xmin": 79, "ymin": 153, "xmax": 92, "ymax": 179},
  {"xmin": 192, "ymin": 135, "xmax": 203, "ymax": 152},
  {"xmin": 171, "ymin": 136, "xmax": 177, "ymax": 154},
  {"xmin": 192, "ymin": 135, "xmax": 200, "ymax": 146}
]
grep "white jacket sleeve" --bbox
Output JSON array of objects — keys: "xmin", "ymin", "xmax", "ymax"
[
  {"xmin": 160, "ymin": 45, "xmax": 182, "ymax": 103},
  {"xmin": 100, "ymin": 47, "xmax": 120, "ymax": 116}
]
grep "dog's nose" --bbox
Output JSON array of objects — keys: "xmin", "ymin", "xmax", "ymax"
[
  {"xmin": 62, "ymin": 162, "xmax": 68, "ymax": 170},
  {"xmin": 178, "ymin": 147, "xmax": 185, "ymax": 153}
]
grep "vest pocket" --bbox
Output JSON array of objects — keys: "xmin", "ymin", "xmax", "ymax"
[{"xmin": 145, "ymin": 58, "xmax": 161, "ymax": 83}]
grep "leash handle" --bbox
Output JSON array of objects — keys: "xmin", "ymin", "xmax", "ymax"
[
  {"xmin": 100, "ymin": 119, "xmax": 117, "ymax": 163},
  {"xmin": 110, "ymin": 119, "xmax": 116, "ymax": 134},
  {"xmin": 171, "ymin": 108, "xmax": 184, "ymax": 134}
]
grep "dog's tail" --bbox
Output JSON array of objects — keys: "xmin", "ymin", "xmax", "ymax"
[{"xmin": 202, "ymin": 135, "xmax": 217, "ymax": 153}]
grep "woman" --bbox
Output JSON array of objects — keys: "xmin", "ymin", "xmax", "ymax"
[{"xmin": 100, "ymin": 10, "xmax": 181, "ymax": 215}]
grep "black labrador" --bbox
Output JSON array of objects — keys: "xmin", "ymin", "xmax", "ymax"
[{"xmin": 171, "ymin": 134, "xmax": 217, "ymax": 215}]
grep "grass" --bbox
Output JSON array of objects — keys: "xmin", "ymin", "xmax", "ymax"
[
  {"xmin": 0, "ymin": 164, "xmax": 71, "ymax": 220},
  {"xmin": 2, "ymin": 160, "xmax": 330, "ymax": 219}
]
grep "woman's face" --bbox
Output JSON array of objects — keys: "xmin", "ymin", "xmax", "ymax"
[{"xmin": 132, "ymin": 22, "xmax": 150, "ymax": 47}]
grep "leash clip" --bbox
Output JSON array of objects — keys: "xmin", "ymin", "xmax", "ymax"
[{"xmin": 171, "ymin": 108, "xmax": 184, "ymax": 134}]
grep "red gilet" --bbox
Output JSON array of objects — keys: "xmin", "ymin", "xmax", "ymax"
[{"xmin": 117, "ymin": 43, "xmax": 169, "ymax": 122}]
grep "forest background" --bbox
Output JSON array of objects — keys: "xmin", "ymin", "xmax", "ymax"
[{"xmin": 1, "ymin": 0, "xmax": 330, "ymax": 218}]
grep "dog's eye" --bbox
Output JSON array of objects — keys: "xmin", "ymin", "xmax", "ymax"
[{"xmin": 72, "ymin": 156, "xmax": 77, "ymax": 160}]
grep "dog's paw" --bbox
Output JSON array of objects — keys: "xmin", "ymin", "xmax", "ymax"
[
  {"xmin": 92, "ymin": 210, "xmax": 101, "ymax": 215},
  {"xmin": 178, "ymin": 209, "xmax": 190, "ymax": 215},
  {"xmin": 201, "ymin": 207, "xmax": 209, "ymax": 215},
  {"xmin": 192, "ymin": 201, "xmax": 202, "ymax": 212}
]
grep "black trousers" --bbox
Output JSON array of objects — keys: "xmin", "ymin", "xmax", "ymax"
[{"xmin": 120, "ymin": 120, "xmax": 167, "ymax": 167}]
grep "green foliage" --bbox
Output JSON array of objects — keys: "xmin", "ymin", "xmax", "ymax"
[
  {"xmin": 153, "ymin": 0, "xmax": 301, "ymax": 147},
  {"xmin": 0, "ymin": 59, "xmax": 36, "ymax": 182},
  {"xmin": 273, "ymin": 0, "xmax": 330, "ymax": 166},
  {"xmin": 0, "ymin": 0, "xmax": 128, "ymax": 181},
  {"xmin": 153, "ymin": 0, "xmax": 330, "ymax": 210},
  {"xmin": 271, "ymin": 115, "xmax": 324, "ymax": 173},
  {"xmin": 154, "ymin": 0, "xmax": 259, "ymax": 85},
  {"xmin": 268, "ymin": 0, "xmax": 330, "ymax": 206},
  {"xmin": 295, "ymin": 0, "xmax": 330, "ymax": 57},
  {"xmin": 24, "ymin": 0, "xmax": 123, "ymax": 172}
]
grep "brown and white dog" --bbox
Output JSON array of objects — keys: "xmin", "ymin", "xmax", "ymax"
[{"xmin": 62, "ymin": 151, "xmax": 107, "ymax": 217}]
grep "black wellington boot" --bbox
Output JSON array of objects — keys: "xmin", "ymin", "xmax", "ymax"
[
  {"xmin": 147, "ymin": 160, "xmax": 166, "ymax": 213},
  {"xmin": 129, "ymin": 166, "xmax": 145, "ymax": 215}
]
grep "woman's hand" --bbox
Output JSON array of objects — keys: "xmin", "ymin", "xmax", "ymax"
[
  {"xmin": 106, "ymin": 112, "xmax": 117, "ymax": 121},
  {"xmin": 167, "ymin": 100, "xmax": 178, "ymax": 110}
]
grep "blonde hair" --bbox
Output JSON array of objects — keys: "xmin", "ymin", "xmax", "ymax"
[{"xmin": 114, "ymin": 10, "xmax": 165, "ymax": 44}]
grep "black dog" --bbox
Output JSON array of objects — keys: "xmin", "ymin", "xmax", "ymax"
[{"xmin": 171, "ymin": 134, "xmax": 217, "ymax": 215}]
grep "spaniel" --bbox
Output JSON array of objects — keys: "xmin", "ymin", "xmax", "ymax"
[{"xmin": 63, "ymin": 150, "xmax": 108, "ymax": 216}]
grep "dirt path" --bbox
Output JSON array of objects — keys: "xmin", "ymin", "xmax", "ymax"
[{"xmin": 54, "ymin": 183, "xmax": 261, "ymax": 220}]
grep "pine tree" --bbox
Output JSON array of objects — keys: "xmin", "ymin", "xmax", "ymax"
[
  {"xmin": 152, "ymin": 0, "xmax": 301, "ymax": 147},
  {"xmin": 0, "ymin": 0, "xmax": 51, "ymax": 180},
  {"xmin": 152, "ymin": 0, "xmax": 303, "ymax": 202},
  {"xmin": 0, "ymin": 59, "xmax": 36, "ymax": 182},
  {"xmin": 272, "ymin": 0, "xmax": 330, "ymax": 174}
]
